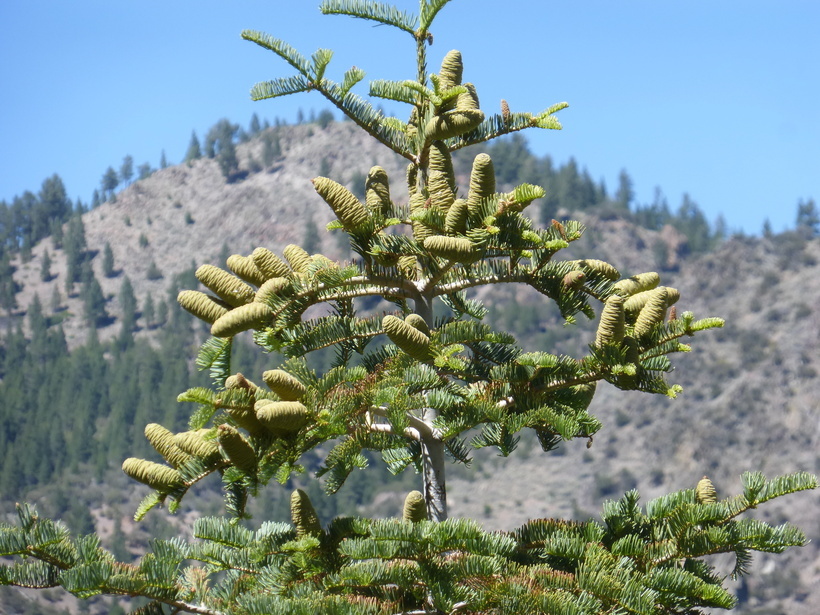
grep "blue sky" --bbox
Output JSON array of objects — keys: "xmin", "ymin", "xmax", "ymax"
[{"xmin": 1, "ymin": 0, "xmax": 817, "ymax": 235}]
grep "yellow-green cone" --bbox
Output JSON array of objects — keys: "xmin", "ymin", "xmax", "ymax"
[
  {"xmin": 313, "ymin": 176, "xmax": 370, "ymax": 231},
  {"xmin": 633, "ymin": 287, "xmax": 669, "ymax": 338},
  {"xmin": 252, "ymin": 247, "xmax": 292, "ymax": 279},
  {"xmin": 262, "ymin": 369, "xmax": 306, "ymax": 401},
  {"xmin": 291, "ymin": 489, "xmax": 322, "ymax": 538},
  {"xmin": 211, "ymin": 302, "xmax": 273, "ymax": 338},
  {"xmin": 595, "ymin": 295, "xmax": 626, "ymax": 347},
  {"xmin": 122, "ymin": 458, "xmax": 184, "ymax": 492},
  {"xmin": 425, "ymin": 109, "xmax": 484, "ymax": 141},
  {"xmin": 195, "ymin": 265, "xmax": 255, "ymax": 307},
  {"xmin": 217, "ymin": 424, "xmax": 257, "ymax": 474},
  {"xmin": 365, "ymin": 166, "xmax": 391, "ymax": 217},
  {"xmin": 383, "ymin": 314, "xmax": 434, "ymax": 362},
  {"xmin": 255, "ymin": 400, "xmax": 313, "ymax": 434},
  {"xmin": 570, "ymin": 259, "xmax": 620, "ymax": 281},
  {"xmin": 438, "ymin": 49, "xmax": 463, "ymax": 89},
  {"xmin": 444, "ymin": 198, "xmax": 469, "ymax": 234},
  {"xmin": 404, "ymin": 313, "xmax": 430, "ymax": 336},
  {"xmin": 696, "ymin": 476, "xmax": 718, "ymax": 504},
  {"xmin": 227, "ymin": 254, "xmax": 268, "ymax": 287},
  {"xmin": 403, "ymin": 490, "xmax": 427, "ymax": 523},
  {"xmin": 424, "ymin": 235, "xmax": 480, "ymax": 264},
  {"xmin": 255, "ymin": 277, "xmax": 290, "ymax": 305},
  {"xmin": 467, "ymin": 153, "xmax": 496, "ymax": 214},
  {"xmin": 613, "ymin": 272, "xmax": 660, "ymax": 297},
  {"xmin": 177, "ymin": 290, "xmax": 231, "ymax": 325},
  {"xmin": 283, "ymin": 244, "xmax": 312, "ymax": 274},
  {"xmin": 173, "ymin": 429, "xmax": 220, "ymax": 459},
  {"xmin": 145, "ymin": 423, "xmax": 191, "ymax": 469}
]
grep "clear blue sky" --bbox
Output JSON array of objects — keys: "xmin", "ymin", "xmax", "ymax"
[{"xmin": 2, "ymin": 1, "xmax": 817, "ymax": 235}]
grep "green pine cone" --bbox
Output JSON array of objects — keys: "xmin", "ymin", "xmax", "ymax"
[
  {"xmin": 424, "ymin": 235, "xmax": 480, "ymax": 263},
  {"xmin": 145, "ymin": 423, "xmax": 191, "ymax": 469},
  {"xmin": 283, "ymin": 244, "xmax": 312, "ymax": 274},
  {"xmin": 595, "ymin": 295, "xmax": 626, "ymax": 347},
  {"xmin": 403, "ymin": 490, "xmax": 427, "ymax": 523},
  {"xmin": 173, "ymin": 429, "xmax": 220, "ymax": 459},
  {"xmin": 255, "ymin": 277, "xmax": 290, "ymax": 305},
  {"xmin": 444, "ymin": 198, "xmax": 469, "ymax": 234},
  {"xmin": 211, "ymin": 302, "xmax": 273, "ymax": 338},
  {"xmin": 313, "ymin": 176, "xmax": 370, "ymax": 231},
  {"xmin": 633, "ymin": 287, "xmax": 669, "ymax": 338},
  {"xmin": 195, "ymin": 264, "xmax": 255, "ymax": 307},
  {"xmin": 624, "ymin": 286, "xmax": 680, "ymax": 317},
  {"xmin": 404, "ymin": 313, "xmax": 430, "ymax": 336},
  {"xmin": 177, "ymin": 290, "xmax": 231, "ymax": 325},
  {"xmin": 227, "ymin": 254, "xmax": 268, "ymax": 287},
  {"xmin": 570, "ymin": 259, "xmax": 620, "ymax": 281},
  {"xmin": 217, "ymin": 424, "xmax": 257, "ymax": 474},
  {"xmin": 613, "ymin": 272, "xmax": 660, "ymax": 297},
  {"xmin": 696, "ymin": 476, "xmax": 718, "ymax": 504},
  {"xmin": 251, "ymin": 247, "xmax": 292, "ymax": 279},
  {"xmin": 383, "ymin": 314, "xmax": 434, "ymax": 362},
  {"xmin": 467, "ymin": 153, "xmax": 496, "ymax": 214},
  {"xmin": 262, "ymin": 369, "xmax": 306, "ymax": 401},
  {"xmin": 122, "ymin": 458, "xmax": 184, "ymax": 492},
  {"xmin": 410, "ymin": 193, "xmax": 435, "ymax": 243},
  {"xmin": 428, "ymin": 141, "xmax": 456, "ymax": 209},
  {"xmin": 425, "ymin": 109, "xmax": 484, "ymax": 141},
  {"xmin": 255, "ymin": 400, "xmax": 313, "ymax": 433},
  {"xmin": 438, "ymin": 49, "xmax": 463, "ymax": 89},
  {"xmin": 291, "ymin": 488, "xmax": 322, "ymax": 538},
  {"xmin": 365, "ymin": 166, "xmax": 391, "ymax": 217}
]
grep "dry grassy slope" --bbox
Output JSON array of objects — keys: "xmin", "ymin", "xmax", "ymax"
[
  {"xmin": 9, "ymin": 122, "xmax": 820, "ymax": 612},
  {"xmin": 11, "ymin": 122, "xmax": 407, "ymax": 348}
]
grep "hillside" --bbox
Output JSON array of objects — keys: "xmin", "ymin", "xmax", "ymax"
[{"xmin": 3, "ymin": 121, "xmax": 818, "ymax": 614}]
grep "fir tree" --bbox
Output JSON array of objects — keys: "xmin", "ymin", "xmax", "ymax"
[
  {"xmin": 40, "ymin": 248, "xmax": 53, "ymax": 282},
  {"xmin": 102, "ymin": 241, "xmax": 116, "ymax": 278},
  {"xmin": 185, "ymin": 130, "xmax": 202, "ymax": 163},
  {"xmin": 142, "ymin": 292, "xmax": 156, "ymax": 329},
  {"xmin": 1, "ymin": 3, "xmax": 815, "ymax": 613}
]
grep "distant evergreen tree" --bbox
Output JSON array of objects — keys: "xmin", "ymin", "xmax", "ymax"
[
  {"xmin": 0, "ymin": 252, "xmax": 18, "ymax": 315},
  {"xmin": 81, "ymin": 263, "xmax": 108, "ymax": 327},
  {"xmin": 206, "ymin": 119, "xmax": 240, "ymax": 180},
  {"xmin": 118, "ymin": 276, "xmax": 137, "ymax": 348},
  {"xmin": 261, "ymin": 131, "xmax": 281, "ymax": 166},
  {"xmin": 27, "ymin": 293, "xmax": 47, "ymax": 339},
  {"xmin": 120, "ymin": 155, "xmax": 134, "ymax": 186},
  {"xmin": 795, "ymin": 198, "xmax": 819, "ymax": 237},
  {"xmin": 101, "ymin": 167, "xmax": 119, "ymax": 201},
  {"xmin": 142, "ymin": 292, "xmax": 156, "ymax": 329},
  {"xmin": 50, "ymin": 285, "xmax": 62, "ymax": 314},
  {"xmin": 184, "ymin": 131, "xmax": 202, "ymax": 163},
  {"xmin": 63, "ymin": 214, "xmax": 88, "ymax": 293},
  {"xmin": 36, "ymin": 174, "xmax": 72, "ymax": 240},
  {"xmin": 137, "ymin": 162, "xmax": 152, "ymax": 180},
  {"xmin": 674, "ymin": 193, "xmax": 714, "ymax": 255},
  {"xmin": 762, "ymin": 217, "xmax": 773, "ymax": 238},
  {"xmin": 614, "ymin": 169, "xmax": 634, "ymax": 211},
  {"xmin": 317, "ymin": 108, "xmax": 334, "ymax": 128},
  {"xmin": 102, "ymin": 242, "xmax": 116, "ymax": 278},
  {"xmin": 50, "ymin": 217, "xmax": 64, "ymax": 249},
  {"xmin": 91, "ymin": 189, "xmax": 101, "ymax": 209},
  {"xmin": 40, "ymin": 249, "xmax": 53, "ymax": 282},
  {"xmin": 146, "ymin": 260, "xmax": 163, "ymax": 280},
  {"xmin": 160, "ymin": 150, "xmax": 168, "ymax": 169},
  {"xmin": 249, "ymin": 112, "xmax": 262, "ymax": 135}
]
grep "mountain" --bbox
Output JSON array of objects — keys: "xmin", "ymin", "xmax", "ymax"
[{"xmin": 2, "ymin": 120, "xmax": 818, "ymax": 614}]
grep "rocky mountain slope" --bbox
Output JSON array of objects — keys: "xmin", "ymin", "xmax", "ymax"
[{"xmin": 6, "ymin": 121, "xmax": 819, "ymax": 614}]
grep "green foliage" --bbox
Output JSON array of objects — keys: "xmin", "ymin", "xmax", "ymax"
[{"xmin": 1, "ymin": 474, "xmax": 815, "ymax": 614}]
